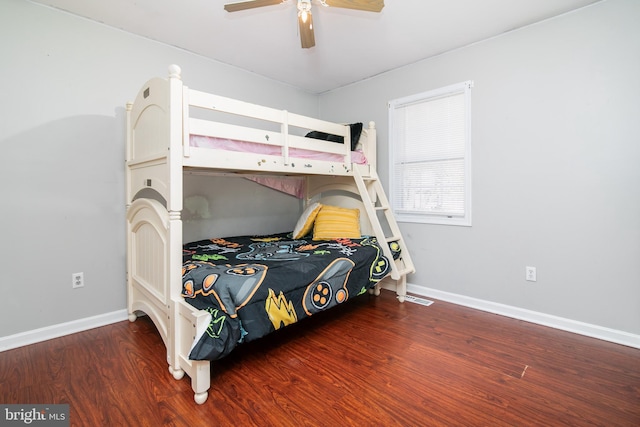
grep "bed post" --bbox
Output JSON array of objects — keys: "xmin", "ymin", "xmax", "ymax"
[
  {"xmin": 166, "ymin": 65, "xmax": 186, "ymax": 380},
  {"xmin": 166, "ymin": 64, "xmax": 184, "ymax": 218}
]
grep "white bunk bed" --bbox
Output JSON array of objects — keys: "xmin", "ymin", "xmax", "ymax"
[{"xmin": 125, "ymin": 65, "xmax": 414, "ymax": 404}]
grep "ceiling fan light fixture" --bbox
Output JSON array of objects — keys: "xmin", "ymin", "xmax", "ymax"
[
  {"xmin": 297, "ymin": 0, "xmax": 312, "ymax": 21},
  {"xmin": 224, "ymin": 0, "xmax": 384, "ymax": 48},
  {"xmin": 297, "ymin": 0, "xmax": 315, "ymax": 48}
]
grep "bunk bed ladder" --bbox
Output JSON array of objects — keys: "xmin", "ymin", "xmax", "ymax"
[{"xmin": 353, "ymin": 168, "xmax": 415, "ymax": 301}]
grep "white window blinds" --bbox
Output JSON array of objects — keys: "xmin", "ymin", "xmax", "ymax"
[{"xmin": 389, "ymin": 81, "xmax": 472, "ymax": 226}]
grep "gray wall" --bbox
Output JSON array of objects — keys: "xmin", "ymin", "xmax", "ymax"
[
  {"xmin": 0, "ymin": 0, "xmax": 313, "ymax": 337},
  {"xmin": 318, "ymin": 0, "xmax": 640, "ymax": 336}
]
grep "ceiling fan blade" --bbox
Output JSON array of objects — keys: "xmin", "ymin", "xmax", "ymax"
[
  {"xmin": 224, "ymin": 0, "xmax": 283, "ymax": 13},
  {"xmin": 323, "ymin": 0, "xmax": 384, "ymax": 13},
  {"xmin": 298, "ymin": 12, "xmax": 315, "ymax": 48}
]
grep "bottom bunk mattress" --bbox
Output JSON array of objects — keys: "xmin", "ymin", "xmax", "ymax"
[{"xmin": 181, "ymin": 232, "xmax": 393, "ymax": 361}]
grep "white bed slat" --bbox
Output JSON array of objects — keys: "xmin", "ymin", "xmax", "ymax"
[
  {"xmin": 189, "ymin": 119, "xmax": 284, "ymax": 146},
  {"xmin": 287, "ymin": 111, "xmax": 347, "ymax": 137},
  {"xmin": 189, "ymin": 89, "xmax": 285, "ymax": 124}
]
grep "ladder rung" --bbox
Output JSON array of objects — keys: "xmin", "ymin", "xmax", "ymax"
[
  {"xmin": 393, "ymin": 259, "xmax": 414, "ymax": 274},
  {"xmin": 386, "ymin": 236, "xmax": 401, "ymax": 242},
  {"xmin": 396, "ymin": 268, "xmax": 414, "ymax": 276}
]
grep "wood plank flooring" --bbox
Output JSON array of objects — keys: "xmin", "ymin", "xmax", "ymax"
[{"xmin": 1, "ymin": 290, "xmax": 638, "ymax": 426}]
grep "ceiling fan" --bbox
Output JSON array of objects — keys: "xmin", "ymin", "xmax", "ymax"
[{"xmin": 224, "ymin": 0, "xmax": 385, "ymax": 49}]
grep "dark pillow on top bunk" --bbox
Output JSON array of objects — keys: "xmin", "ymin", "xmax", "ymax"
[{"xmin": 305, "ymin": 122, "xmax": 363, "ymax": 151}]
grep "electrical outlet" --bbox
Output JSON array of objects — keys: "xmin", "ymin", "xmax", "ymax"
[
  {"xmin": 72, "ymin": 272, "xmax": 84, "ymax": 288},
  {"xmin": 525, "ymin": 266, "xmax": 537, "ymax": 282}
]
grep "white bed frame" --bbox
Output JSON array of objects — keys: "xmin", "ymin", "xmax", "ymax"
[{"xmin": 125, "ymin": 65, "xmax": 414, "ymax": 404}]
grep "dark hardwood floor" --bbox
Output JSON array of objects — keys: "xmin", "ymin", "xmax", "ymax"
[{"xmin": 1, "ymin": 290, "xmax": 638, "ymax": 426}]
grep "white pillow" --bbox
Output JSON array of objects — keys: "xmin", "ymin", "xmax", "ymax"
[
  {"xmin": 293, "ymin": 203, "xmax": 323, "ymax": 239},
  {"xmin": 355, "ymin": 128, "xmax": 368, "ymax": 151}
]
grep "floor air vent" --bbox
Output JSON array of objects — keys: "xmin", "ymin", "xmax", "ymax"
[{"xmin": 403, "ymin": 295, "xmax": 434, "ymax": 307}]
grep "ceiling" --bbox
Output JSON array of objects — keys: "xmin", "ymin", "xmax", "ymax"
[{"xmin": 31, "ymin": 0, "xmax": 600, "ymax": 93}]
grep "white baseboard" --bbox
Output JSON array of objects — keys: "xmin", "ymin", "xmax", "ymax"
[
  {"xmin": 0, "ymin": 309, "xmax": 129, "ymax": 352},
  {"xmin": 406, "ymin": 283, "xmax": 640, "ymax": 350}
]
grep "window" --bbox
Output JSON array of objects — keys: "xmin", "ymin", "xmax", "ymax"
[{"xmin": 389, "ymin": 81, "xmax": 473, "ymax": 226}]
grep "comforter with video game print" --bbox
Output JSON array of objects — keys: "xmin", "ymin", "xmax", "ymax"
[{"xmin": 182, "ymin": 232, "xmax": 394, "ymax": 361}]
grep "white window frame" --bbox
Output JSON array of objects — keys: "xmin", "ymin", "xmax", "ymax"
[{"xmin": 389, "ymin": 81, "xmax": 473, "ymax": 226}]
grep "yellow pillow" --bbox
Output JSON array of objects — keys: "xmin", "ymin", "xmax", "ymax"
[
  {"xmin": 313, "ymin": 205, "xmax": 361, "ymax": 240},
  {"xmin": 293, "ymin": 202, "xmax": 323, "ymax": 239}
]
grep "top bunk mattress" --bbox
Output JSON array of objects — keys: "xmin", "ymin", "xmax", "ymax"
[{"xmin": 189, "ymin": 135, "xmax": 368, "ymax": 165}]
